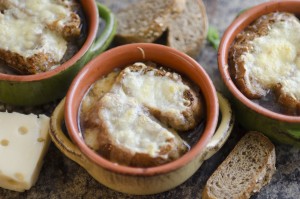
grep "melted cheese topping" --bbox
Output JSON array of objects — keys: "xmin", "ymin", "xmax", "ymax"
[
  {"xmin": 99, "ymin": 92, "xmax": 176, "ymax": 158},
  {"xmin": 116, "ymin": 63, "xmax": 190, "ymax": 122},
  {"xmin": 9, "ymin": 0, "xmax": 73, "ymax": 27},
  {"xmin": 242, "ymin": 13, "xmax": 300, "ymax": 99},
  {"xmin": 0, "ymin": 0, "xmax": 70, "ymax": 61}
]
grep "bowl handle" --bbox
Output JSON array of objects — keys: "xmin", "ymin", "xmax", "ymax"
[
  {"xmin": 89, "ymin": 3, "xmax": 117, "ymax": 57},
  {"xmin": 49, "ymin": 98, "xmax": 92, "ymax": 170},
  {"xmin": 202, "ymin": 92, "xmax": 235, "ymax": 160}
]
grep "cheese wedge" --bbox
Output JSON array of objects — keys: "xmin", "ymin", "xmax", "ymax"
[{"xmin": 0, "ymin": 112, "xmax": 50, "ymax": 192}]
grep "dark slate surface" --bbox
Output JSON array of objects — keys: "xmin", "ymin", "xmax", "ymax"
[{"xmin": 0, "ymin": 0, "xmax": 299, "ymax": 198}]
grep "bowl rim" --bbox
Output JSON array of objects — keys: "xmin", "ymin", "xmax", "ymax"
[
  {"xmin": 65, "ymin": 43, "xmax": 219, "ymax": 176},
  {"xmin": 218, "ymin": 0, "xmax": 300, "ymax": 123},
  {"xmin": 0, "ymin": 0, "xmax": 99, "ymax": 81}
]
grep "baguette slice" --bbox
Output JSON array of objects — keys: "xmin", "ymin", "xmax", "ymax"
[
  {"xmin": 167, "ymin": 0, "xmax": 208, "ymax": 58},
  {"xmin": 202, "ymin": 131, "xmax": 276, "ymax": 199},
  {"xmin": 115, "ymin": 0, "xmax": 184, "ymax": 44}
]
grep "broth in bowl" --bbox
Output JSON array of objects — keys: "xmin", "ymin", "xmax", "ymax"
[{"xmin": 79, "ymin": 62, "xmax": 205, "ymax": 167}]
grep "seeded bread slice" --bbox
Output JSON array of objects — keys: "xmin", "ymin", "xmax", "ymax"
[
  {"xmin": 115, "ymin": 0, "xmax": 184, "ymax": 44},
  {"xmin": 202, "ymin": 131, "xmax": 276, "ymax": 199},
  {"xmin": 167, "ymin": 0, "xmax": 208, "ymax": 58}
]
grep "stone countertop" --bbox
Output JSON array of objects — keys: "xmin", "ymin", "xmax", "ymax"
[{"xmin": 0, "ymin": 0, "xmax": 299, "ymax": 198}]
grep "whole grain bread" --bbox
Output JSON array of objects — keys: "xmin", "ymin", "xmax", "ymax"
[
  {"xmin": 202, "ymin": 131, "xmax": 276, "ymax": 199},
  {"xmin": 114, "ymin": 0, "xmax": 185, "ymax": 44},
  {"xmin": 229, "ymin": 12, "xmax": 300, "ymax": 112},
  {"xmin": 167, "ymin": 0, "xmax": 208, "ymax": 58}
]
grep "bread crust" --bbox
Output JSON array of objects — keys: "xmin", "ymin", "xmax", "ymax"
[{"xmin": 202, "ymin": 131, "xmax": 276, "ymax": 199}]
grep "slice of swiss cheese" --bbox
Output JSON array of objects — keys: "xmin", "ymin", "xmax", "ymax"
[{"xmin": 0, "ymin": 112, "xmax": 50, "ymax": 192}]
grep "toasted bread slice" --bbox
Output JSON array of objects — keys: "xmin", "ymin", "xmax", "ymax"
[
  {"xmin": 0, "ymin": 0, "xmax": 81, "ymax": 74},
  {"xmin": 114, "ymin": 62, "xmax": 204, "ymax": 131},
  {"xmin": 202, "ymin": 131, "xmax": 276, "ymax": 199},
  {"xmin": 229, "ymin": 12, "xmax": 300, "ymax": 111},
  {"xmin": 167, "ymin": 0, "xmax": 208, "ymax": 58},
  {"xmin": 115, "ymin": 0, "xmax": 185, "ymax": 44},
  {"xmin": 85, "ymin": 92, "xmax": 188, "ymax": 167}
]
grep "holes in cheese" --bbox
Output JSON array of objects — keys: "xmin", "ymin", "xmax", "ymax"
[{"xmin": 0, "ymin": 112, "xmax": 50, "ymax": 192}]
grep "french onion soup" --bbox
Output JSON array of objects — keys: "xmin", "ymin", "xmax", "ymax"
[
  {"xmin": 79, "ymin": 62, "xmax": 205, "ymax": 167},
  {"xmin": 229, "ymin": 12, "xmax": 300, "ymax": 116}
]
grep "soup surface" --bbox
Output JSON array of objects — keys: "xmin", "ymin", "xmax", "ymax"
[{"xmin": 79, "ymin": 62, "xmax": 205, "ymax": 167}]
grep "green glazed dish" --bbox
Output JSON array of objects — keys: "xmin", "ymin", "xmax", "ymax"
[
  {"xmin": 218, "ymin": 0, "xmax": 300, "ymax": 147},
  {"xmin": 0, "ymin": 2, "xmax": 116, "ymax": 106}
]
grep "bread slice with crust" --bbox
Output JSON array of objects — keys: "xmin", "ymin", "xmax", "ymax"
[
  {"xmin": 202, "ymin": 131, "xmax": 276, "ymax": 199},
  {"xmin": 167, "ymin": 0, "xmax": 208, "ymax": 58},
  {"xmin": 114, "ymin": 62, "xmax": 204, "ymax": 131},
  {"xmin": 0, "ymin": 0, "xmax": 81, "ymax": 74},
  {"xmin": 229, "ymin": 12, "xmax": 300, "ymax": 112},
  {"xmin": 85, "ymin": 92, "xmax": 188, "ymax": 167},
  {"xmin": 114, "ymin": 0, "xmax": 185, "ymax": 44}
]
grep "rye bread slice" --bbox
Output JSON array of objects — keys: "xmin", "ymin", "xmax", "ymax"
[
  {"xmin": 167, "ymin": 0, "xmax": 208, "ymax": 58},
  {"xmin": 202, "ymin": 131, "xmax": 276, "ymax": 199},
  {"xmin": 114, "ymin": 0, "xmax": 184, "ymax": 44}
]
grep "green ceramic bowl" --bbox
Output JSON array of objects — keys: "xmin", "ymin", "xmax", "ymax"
[
  {"xmin": 218, "ymin": 0, "xmax": 300, "ymax": 147},
  {"xmin": 0, "ymin": 1, "xmax": 116, "ymax": 106}
]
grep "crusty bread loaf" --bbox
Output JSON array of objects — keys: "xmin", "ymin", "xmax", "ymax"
[
  {"xmin": 0, "ymin": 0, "xmax": 81, "ymax": 74},
  {"xmin": 202, "ymin": 131, "xmax": 276, "ymax": 199},
  {"xmin": 167, "ymin": 0, "xmax": 208, "ymax": 58},
  {"xmin": 114, "ymin": 62, "xmax": 204, "ymax": 131},
  {"xmin": 229, "ymin": 12, "xmax": 300, "ymax": 111},
  {"xmin": 114, "ymin": 0, "xmax": 184, "ymax": 44},
  {"xmin": 81, "ymin": 62, "xmax": 204, "ymax": 167}
]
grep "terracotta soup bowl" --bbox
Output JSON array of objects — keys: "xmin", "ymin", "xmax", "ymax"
[
  {"xmin": 218, "ymin": 0, "xmax": 300, "ymax": 146},
  {"xmin": 0, "ymin": 1, "xmax": 116, "ymax": 106},
  {"xmin": 50, "ymin": 43, "xmax": 235, "ymax": 195}
]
